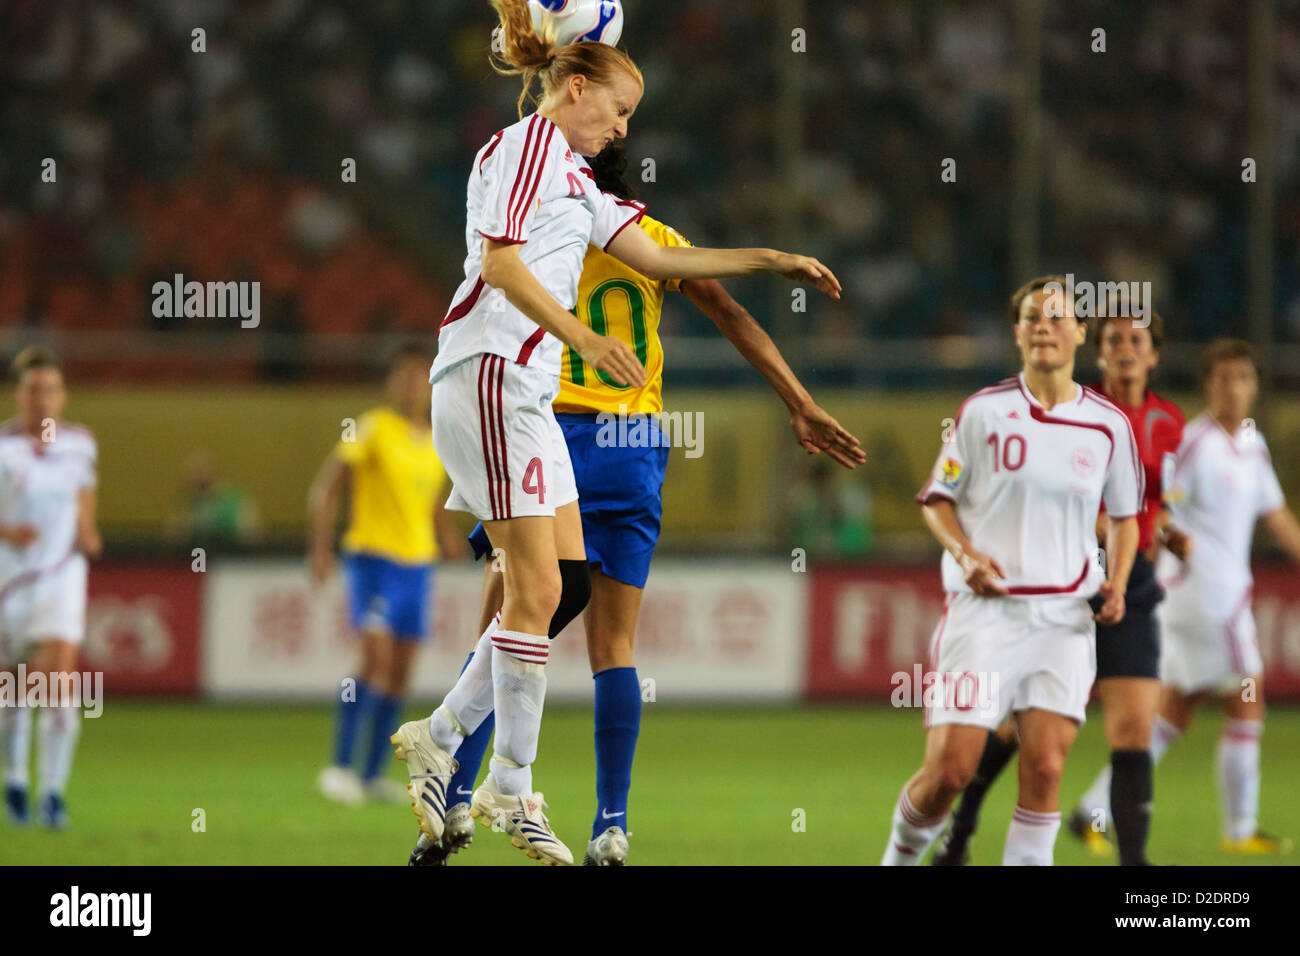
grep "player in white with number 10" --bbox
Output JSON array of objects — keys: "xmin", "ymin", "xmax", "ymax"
[
  {"xmin": 1152, "ymin": 338, "xmax": 1300, "ymax": 854},
  {"xmin": 884, "ymin": 276, "xmax": 1142, "ymax": 866},
  {"xmin": 0, "ymin": 347, "xmax": 102, "ymax": 830},
  {"xmin": 389, "ymin": 0, "xmax": 841, "ymax": 865}
]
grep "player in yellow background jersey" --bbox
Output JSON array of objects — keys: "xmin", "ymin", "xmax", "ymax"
[
  {"xmin": 412, "ymin": 144, "xmax": 865, "ymax": 866},
  {"xmin": 308, "ymin": 343, "xmax": 465, "ymax": 806}
]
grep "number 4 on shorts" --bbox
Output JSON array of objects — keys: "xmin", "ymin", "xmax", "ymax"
[{"xmin": 523, "ymin": 457, "xmax": 545, "ymax": 504}]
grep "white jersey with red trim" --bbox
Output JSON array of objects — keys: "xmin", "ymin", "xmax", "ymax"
[
  {"xmin": 0, "ymin": 421, "xmax": 97, "ymax": 588},
  {"xmin": 1156, "ymin": 412, "xmax": 1285, "ymax": 620},
  {"xmin": 431, "ymin": 113, "xmax": 646, "ymax": 383},
  {"xmin": 917, "ymin": 373, "xmax": 1143, "ymax": 598}
]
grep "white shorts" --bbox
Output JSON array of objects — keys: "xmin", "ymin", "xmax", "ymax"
[
  {"xmin": 0, "ymin": 555, "xmax": 88, "ymax": 662},
  {"xmin": 431, "ymin": 354, "xmax": 578, "ymax": 522},
  {"xmin": 924, "ymin": 592, "xmax": 1096, "ymax": 730},
  {"xmin": 1158, "ymin": 593, "xmax": 1262, "ymax": 695}
]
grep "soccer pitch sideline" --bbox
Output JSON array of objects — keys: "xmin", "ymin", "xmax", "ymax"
[{"xmin": 3, "ymin": 702, "xmax": 1298, "ymax": 866}]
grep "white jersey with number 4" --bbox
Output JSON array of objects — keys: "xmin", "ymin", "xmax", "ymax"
[
  {"xmin": 917, "ymin": 373, "xmax": 1143, "ymax": 597},
  {"xmin": 431, "ymin": 113, "xmax": 646, "ymax": 384},
  {"xmin": 1157, "ymin": 412, "xmax": 1285, "ymax": 621}
]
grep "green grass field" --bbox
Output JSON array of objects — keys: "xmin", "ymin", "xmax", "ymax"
[{"xmin": 3, "ymin": 701, "xmax": 1298, "ymax": 865}]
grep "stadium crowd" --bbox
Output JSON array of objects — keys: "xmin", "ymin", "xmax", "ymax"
[{"xmin": 3, "ymin": 0, "xmax": 1300, "ymax": 382}]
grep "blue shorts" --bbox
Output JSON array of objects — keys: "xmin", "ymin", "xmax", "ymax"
[
  {"xmin": 342, "ymin": 552, "xmax": 434, "ymax": 641},
  {"xmin": 468, "ymin": 413, "xmax": 669, "ymax": 589}
]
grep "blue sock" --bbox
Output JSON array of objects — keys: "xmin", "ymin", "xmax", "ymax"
[
  {"xmin": 363, "ymin": 693, "xmax": 403, "ymax": 782},
  {"xmin": 448, "ymin": 652, "xmax": 494, "ymax": 802},
  {"xmin": 333, "ymin": 679, "xmax": 376, "ymax": 769},
  {"xmin": 592, "ymin": 667, "xmax": 641, "ymax": 840}
]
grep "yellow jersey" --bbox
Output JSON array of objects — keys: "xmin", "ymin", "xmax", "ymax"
[
  {"xmin": 555, "ymin": 214, "xmax": 692, "ymax": 415},
  {"xmin": 336, "ymin": 407, "xmax": 447, "ymax": 564}
]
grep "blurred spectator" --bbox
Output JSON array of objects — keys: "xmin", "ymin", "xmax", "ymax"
[
  {"xmin": 0, "ymin": 0, "xmax": 1297, "ymax": 383},
  {"xmin": 168, "ymin": 451, "xmax": 262, "ymax": 546},
  {"xmin": 785, "ymin": 459, "xmax": 874, "ymax": 559}
]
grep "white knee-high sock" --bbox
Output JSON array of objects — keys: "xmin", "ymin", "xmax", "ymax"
[
  {"xmin": 1150, "ymin": 714, "xmax": 1181, "ymax": 764},
  {"xmin": 1003, "ymin": 805, "xmax": 1061, "ymax": 865},
  {"xmin": 428, "ymin": 612, "xmax": 501, "ymax": 752},
  {"xmin": 2, "ymin": 705, "xmax": 32, "ymax": 787},
  {"xmin": 881, "ymin": 785, "xmax": 946, "ymax": 865},
  {"xmin": 1216, "ymin": 719, "xmax": 1262, "ymax": 841},
  {"xmin": 489, "ymin": 630, "xmax": 548, "ymax": 796},
  {"xmin": 37, "ymin": 706, "xmax": 81, "ymax": 797}
]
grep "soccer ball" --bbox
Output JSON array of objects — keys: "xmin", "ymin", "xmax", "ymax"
[{"xmin": 529, "ymin": 0, "xmax": 624, "ymax": 47}]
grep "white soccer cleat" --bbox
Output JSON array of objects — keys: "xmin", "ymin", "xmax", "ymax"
[
  {"xmin": 470, "ymin": 773, "xmax": 573, "ymax": 866},
  {"xmin": 442, "ymin": 801, "xmax": 475, "ymax": 854},
  {"xmin": 317, "ymin": 766, "xmax": 365, "ymax": 806},
  {"xmin": 390, "ymin": 720, "xmax": 458, "ymax": 842},
  {"xmin": 364, "ymin": 776, "xmax": 410, "ymax": 805},
  {"xmin": 582, "ymin": 825, "xmax": 629, "ymax": 866}
]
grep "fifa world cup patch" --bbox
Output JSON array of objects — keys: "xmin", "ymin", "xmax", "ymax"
[{"xmin": 937, "ymin": 457, "xmax": 962, "ymax": 488}]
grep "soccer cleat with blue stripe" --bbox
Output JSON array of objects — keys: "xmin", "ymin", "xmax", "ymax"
[
  {"xmin": 390, "ymin": 720, "xmax": 458, "ymax": 843},
  {"xmin": 4, "ymin": 784, "xmax": 29, "ymax": 826},
  {"xmin": 582, "ymin": 825, "xmax": 629, "ymax": 866},
  {"xmin": 470, "ymin": 773, "xmax": 573, "ymax": 866}
]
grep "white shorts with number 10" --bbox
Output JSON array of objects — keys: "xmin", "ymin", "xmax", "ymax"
[
  {"xmin": 431, "ymin": 353, "xmax": 578, "ymax": 522},
  {"xmin": 924, "ymin": 593, "xmax": 1096, "ymax": 730}
]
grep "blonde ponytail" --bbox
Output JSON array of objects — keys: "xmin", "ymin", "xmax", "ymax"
[{"xmin": 489, "ymin": 0, "xmax": 556, "ymax": 116}]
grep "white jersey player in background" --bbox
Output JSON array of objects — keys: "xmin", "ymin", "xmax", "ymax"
[
  {"xmin": 390, "ymin": 0, "xmax": 841, "ymax": 865},
  {"xmin": 1152, "ymin": 338, "xmax": 1300, "ymax": 854},
  {"xmin": 0, "ymin": 347, "xmax": 102, "ymax": 829},
  {"xmin": 883, "ymin": 276, "xmax": 1141, "ymax": 866}
]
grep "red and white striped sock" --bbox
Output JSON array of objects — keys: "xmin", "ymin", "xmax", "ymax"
[
  {"xmin": 491, "ymin": 629, "xmax": 549, "ymax": 665},
  {"xmin": 1002, "ymin": 805, "xmax": 1061, "ymax": 865},
  {"xmin": 881, "ymin": 785, "xmax": 947, "ymax": 865},
  {"xmin": 490, "ymin": 630, "xmax": 549, "ymax": 796}
]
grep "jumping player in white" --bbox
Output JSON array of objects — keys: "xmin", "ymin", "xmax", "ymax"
[
  {"xmin": 1151, "ymin": 338, "xmax": 1300, "ymax": 854},
  {"xmin": 389, "ymin": 0, "xmax": 841, "ymax": 865},
  {"xmin": 0, "ymin": 347, "xmax": 102, "ymax": 829},
  {"xmin": 883, "ymin": 276, "xmax": 1141, "ymax": 866}
]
